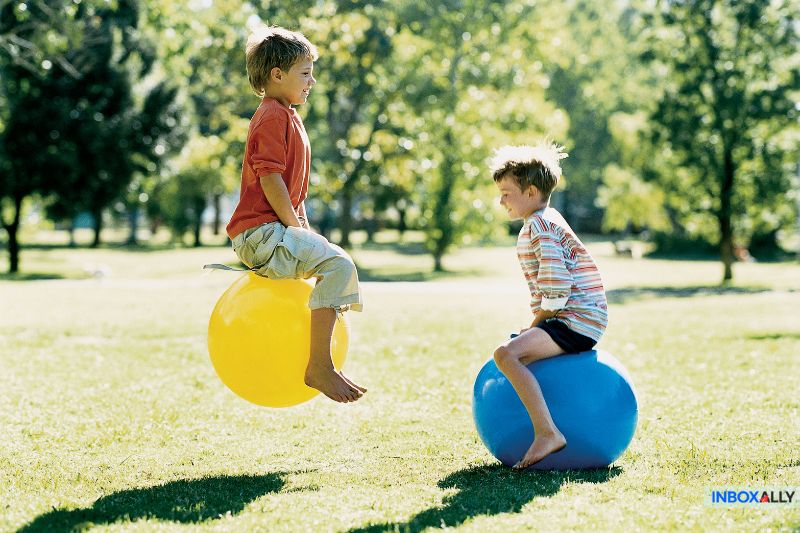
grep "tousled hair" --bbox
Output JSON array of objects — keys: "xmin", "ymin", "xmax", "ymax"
[
  {"xmin": 489, "ymin": 142, "xmax": 568, "ymax": 198},
  {"xmin": 246, "ymin": 25, "xmax": 318, "ymax": 97}
]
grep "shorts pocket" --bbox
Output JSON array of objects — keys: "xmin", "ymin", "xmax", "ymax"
[
  {"xmin": 234, "ymin": 226, "xmax": 275, "ymax": 268},
  {"xmin": 280, "ymin": 226, "xmax": 325, "ymax": 265}
]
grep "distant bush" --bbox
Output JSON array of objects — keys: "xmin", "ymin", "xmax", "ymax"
[
  {"xmin": 749, "ymin": 230, "xmax": 792, "ymax": 262},
  {"xmin": 649, "ymin": 232, "xmax": 718, "ymax": 259}
]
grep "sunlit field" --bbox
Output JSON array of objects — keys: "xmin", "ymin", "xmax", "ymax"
[{"xmin": 2, "ymin": 234, "xmax": 798, "ymax": 532}]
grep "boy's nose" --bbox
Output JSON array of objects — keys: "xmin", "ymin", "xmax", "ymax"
[{"xmin": 309, "ymin": 76, "xmax": 316, "ymax": 86}]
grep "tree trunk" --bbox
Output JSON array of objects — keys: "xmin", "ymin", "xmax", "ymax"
[
  {"xmin": 326, "ymin": 89, "xmax": 386, "ymax": 250},
  {"xmin": 719, "ymin": 146, "xmax": 735, "ymax": 283},
  {"xmin": 193, "ymin": 219, "xmax": 202, "ymax": 247},
  {"xmin": 212, "ymin": 193, "xmax": 221, "ymax": 235},
  {"xmin": 126, "ymin": 204, "xmax": 139, "ymax": 246},
  {"xmin": 397, "ymin": 206, "xmax": 407, "ymax": 241},
  {"xmin": 2, "ymin": 194, "xmax": 23, "ymax": 274},
  {"xmin": 365, "ymin": 217, "xmax": 377, "ymax": 243},
  {"xmin": 339, "ymin": 187, "xmax": 354, "ymax": 249},
  {"xmin": 433, "ymin": 250, "xmax": 443, "ymax": 272},
  {"xmin": 68, "ymin": 220, "xmax": 77, "ymax": 248},
  {"xmin": 429, "ymin": 47, "xmax": 461, "ymax": 273},
  {"xmin": 431, "ymin": 130, "xmax": 457, "ymax": 273},
  {"xmin": 91, "ymin": 209, "xmax": 103, "ymax": 248},
  {"xmin": 193, "ymin": 197, "xmax": 206, "ymax": 247},
  {"xmin": 797, "ymin": 162, "xmax": 800, "ymax": 262},
  {"xmin": 317, "ymin": 205, "xmax": 334, "ymax": 241}
]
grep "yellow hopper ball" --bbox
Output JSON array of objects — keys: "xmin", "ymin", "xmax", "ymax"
[{"xmin": 208, "ymin": 272, "xmax": 349, "ymax": 407}]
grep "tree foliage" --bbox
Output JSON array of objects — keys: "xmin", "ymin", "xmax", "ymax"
[
  {"xmin": 3, "ymin": 0, "xmax": 798, "ymax": 278},
  {"xmin": 639, "ymin": 0, "xmax": 800, "ymax": 280},
  {"xmin": 0, "ymin": 0, "xmax": 183, "ymax": 271}
]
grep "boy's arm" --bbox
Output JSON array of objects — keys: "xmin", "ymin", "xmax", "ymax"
[
  {"xmin": 526, "ymin": 227, "xmax": 570, "ymax": 329},
  {"xmin": 297, "ymin": 201, "xmax": 310, "ymax": 229},
  {"xmin": 259, "ymin": 173, "xmax": 303, "ymax": 228}
]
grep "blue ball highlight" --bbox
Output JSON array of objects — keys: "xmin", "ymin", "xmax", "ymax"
[{"xmin": 472, "ymin": 350, "xmax": 638, "ymax": 470}]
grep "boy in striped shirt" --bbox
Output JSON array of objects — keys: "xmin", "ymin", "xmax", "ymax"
[{"xmin": 490, "ymin": 142, "xmax": 609, "ymax": 469}]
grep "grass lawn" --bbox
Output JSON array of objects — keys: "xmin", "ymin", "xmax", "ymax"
[{"xmin": 1, "ymin": 234, "xmax": 799, "ymax": 532}]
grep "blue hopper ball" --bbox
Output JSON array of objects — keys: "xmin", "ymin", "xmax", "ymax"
[{"xmin": 472, "ymin": 350, "xmax": 638, "ymax": 470}]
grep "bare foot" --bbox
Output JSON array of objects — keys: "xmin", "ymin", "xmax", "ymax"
[
  {"xmin": 512, "ymin": 431, "xmax": 567, "ymax": 470},
  {"xmin": 304, "ymin": 365, "xmax": 364, "ymax": 403},
  {"xmin": 338, "ymin": 371, "xmax": 367, "ymax": 394}
]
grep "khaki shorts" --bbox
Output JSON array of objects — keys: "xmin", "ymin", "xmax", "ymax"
[
  {"xmin": 233, "ymin": 222, "xmax": 363, "ymax": 311},
  {"xmin": 233, "ymin": 222, "xmax": 362, "ymax": 311},
  {"xmin": 232, "ymin": 222, "xmax": 363, "ymax": 312}
]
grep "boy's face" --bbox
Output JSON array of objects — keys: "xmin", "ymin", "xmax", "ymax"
[
  {"xmin": 496, "ymin": 174, "xmax": 543, "ymax": 220},
  {"xmin": 270, "ymin": 58, "xmax": 316, "ymax": 106}
]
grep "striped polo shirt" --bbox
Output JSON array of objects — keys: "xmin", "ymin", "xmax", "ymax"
[{"xmin": 517, "ymin": 207, "xmax": 608, "ymax": 341}]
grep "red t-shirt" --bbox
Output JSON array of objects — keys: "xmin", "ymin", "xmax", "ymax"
[{"xmin": 226, "ymin": 98, "xmax": 310, "ymax": 239}]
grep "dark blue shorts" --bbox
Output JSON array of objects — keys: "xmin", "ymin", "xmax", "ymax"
[{"xmin": 536, "ymin": 319, "xmax": 596, "ymax": 354}]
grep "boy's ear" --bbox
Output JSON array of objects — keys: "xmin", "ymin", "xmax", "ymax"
[{"xmin": 269, "ymin": 67, "xmax": 283, "ymax": 83}]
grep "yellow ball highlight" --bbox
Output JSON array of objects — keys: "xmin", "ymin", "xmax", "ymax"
[{"xmin": 208, "ymin": 272, "xmax": 349, "ymax": 407}]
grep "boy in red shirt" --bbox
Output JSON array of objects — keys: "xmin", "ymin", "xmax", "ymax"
[{"xmin": 227, "ymin": 26, "xmax": 366, "ymax": 403}]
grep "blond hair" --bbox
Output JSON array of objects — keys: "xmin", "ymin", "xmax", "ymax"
[
  {"xmin": 246, "ymin": 26, "xmax": 318, "ymax": 97},
  {"xmin": 490, "ymin": 142, "xmax": 568, "ymax": 198}
]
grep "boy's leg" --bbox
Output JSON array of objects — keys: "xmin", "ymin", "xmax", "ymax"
[
  {"xmin": 305, "ymin": 307, "xmax": 367, "ymax": 403},
  {"xmin": 274, "ymin": 227, "xmax": 365, "ymax": 403},
  {"xmin": 494, "ymin": 327, "xmax": 566, "ymax": 469}
]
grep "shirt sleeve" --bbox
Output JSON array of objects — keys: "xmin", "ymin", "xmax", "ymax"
[
  {"xmin": 530, "ymin": 227, "xmax": 572, "ymax": 310},
  {"xmin": 249, "ymin": 113, "xmax": 288, "ymax": 177}
]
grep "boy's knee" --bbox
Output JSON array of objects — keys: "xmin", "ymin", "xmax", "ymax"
[
  {"xmin": 312, "ymin": 253, "xmax": 359, "ymax": 296},
  {"xmin": 329, "ymin": 253, "xmax": 357, "ymax": 279},
  {"xmin": 493, "ymin": 345, "xmax": 515, "ymax": 370}
]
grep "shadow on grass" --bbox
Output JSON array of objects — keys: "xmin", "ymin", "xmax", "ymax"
[
  {"xmin": 345, "ymin": 465, "xmax": 621, "ymax": 533},
  {"xmin": 15, "ymin": 242, "xmax": 231, "ymax": 253},
  {"xmin": 607, "ymin": 285, "xmax": 774, "ymax": 304},
  {"xmin": 745, "ymin": 332, "xmax": 800, "ymax": 341},
  {"xmin": 354, "ymin": 240, "xmax": 430, "ymax": 256},
  {"xmin": 17, "ymin": 473, "xmax": 286, "ymax": 532},
  {"xmin": 355, "ymin": 264, "xmax": 486, "ymax": 282},
  {"xmin": 0, "ymin": 272, "xmax": 68, "ymax": 281}
]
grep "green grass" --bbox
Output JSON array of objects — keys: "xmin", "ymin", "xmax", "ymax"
[{"xmin": 1, "ymin": 235, "xmax": 799, "ymax": 532}]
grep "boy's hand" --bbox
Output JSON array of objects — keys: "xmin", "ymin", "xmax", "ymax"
[
  {"xmin": 539, "ymin": 309, "xmax": 560, "ymax": 321},
  {"xmin": 298, "ymin": 216, "xmax": 312, "ymax": 231},
  {"xmin": 529, "ymin": 309, "xmax": 559, "ymax": 330}
]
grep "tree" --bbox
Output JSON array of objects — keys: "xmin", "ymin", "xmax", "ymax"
[
  {"xmin": 0, "ymin": 60, "xmax": 72, "ymax": 271},
  {"xmin": 295, "ymin": 1, "xmax": 405, "ymax": 248},
  {"xmin": 152, "ymin": 134, "xmax": 237, "ymax": 246},
  {"xmin": 142, "ymin": 0, "xmax": 254, "ymax": 241},
  {"xmin": 0, "ymin": 0, "xmax": 98, "ymax": 77},
  {"xmin": 536, "ymin": 0, "xmax": 652, "ymax": 233},
  {"xmin": 0, "ymin": 1, "xmax": 83, "ymax": 271},
  {"xmin": 1, "ymin": 0, "xmax": 183, "ymax": 271},
  {"xmin": 396, "ymin": 0, "xmax": 560, "ymax": 270},
  {"xmin": 120, "ymin": 81, "xmax": 188, "ymax": 245},
  {"xmin": 62, "ymin": 0, "xmax": 184, "ymax": 247},
  {"xmin": 640, "ymin": 0, "xmax": 800, "ymax": 281},
  {"xmin": 597, "ymin": 112, "xmax": 671, "ymax": 236}
]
